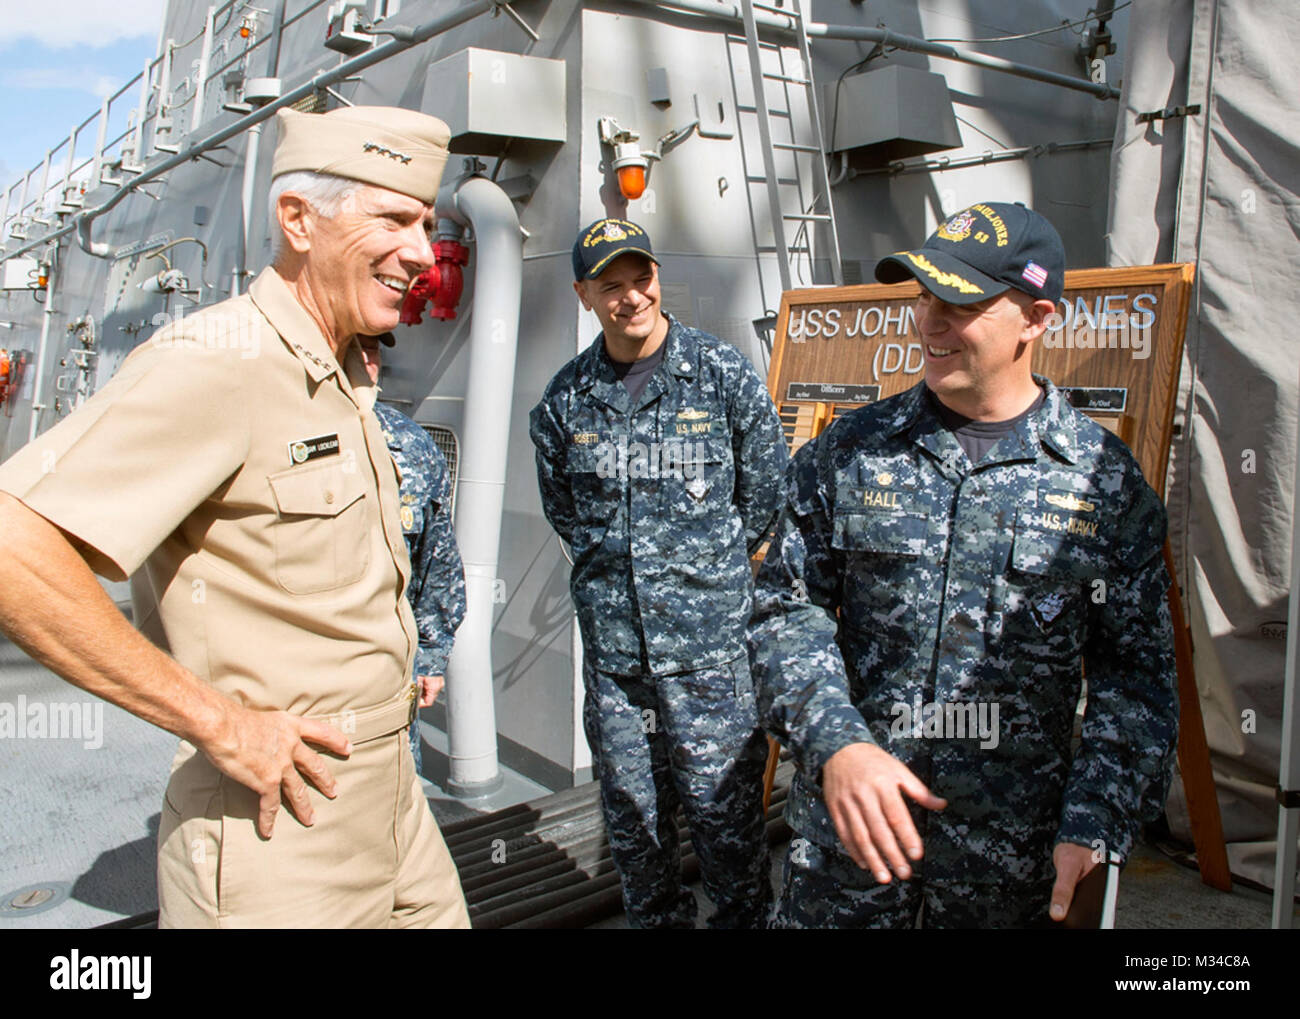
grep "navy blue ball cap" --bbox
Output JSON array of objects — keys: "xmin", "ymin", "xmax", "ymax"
[
  {"xmin": 875, "ymin": 201, "xmax": 1065, "ymax": 305},
  {"xmin": 572, "ymin": 218, "xmax": 660, "ymax": 281}
]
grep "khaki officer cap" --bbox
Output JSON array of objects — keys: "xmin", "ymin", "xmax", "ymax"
[{"xmin": 272, "ymin": 106, "xmax": 452, "ymax": 204}]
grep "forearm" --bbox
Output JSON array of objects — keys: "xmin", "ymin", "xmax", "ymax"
[
  {"xmin": 0, "ymin": 492, "xmax": 232, "ymax": 749},
  {"xmin": 1058, "ymin": 568, "xmax": 1178, "ymax": 856}
]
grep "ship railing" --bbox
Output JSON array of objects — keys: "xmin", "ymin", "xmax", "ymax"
[{"xmin": 0, "ymin": 0, "xmax": 346, "ymax": 256}]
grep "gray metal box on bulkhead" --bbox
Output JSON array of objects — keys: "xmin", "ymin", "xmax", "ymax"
[
  {"xmin": 422, "ymin": 48, "xmax": 566, "ymax": 156},
  {"xmin": 822, "ymin": 63, "xmax": 961, "ymax": 164}
]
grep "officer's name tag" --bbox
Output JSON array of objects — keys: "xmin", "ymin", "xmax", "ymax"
[{"xmin": 287, "ymin": 434, "xmax": 341, "ymax": 465}]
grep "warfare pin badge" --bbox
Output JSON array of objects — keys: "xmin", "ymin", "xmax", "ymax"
[{"xmin": 287, "ymin": 434, "xmax": 341, "ymax": 465}]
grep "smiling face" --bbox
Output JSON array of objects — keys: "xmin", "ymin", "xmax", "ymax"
[
  {"xmin": 282, "ymin": 183, "xmax": 435, "ymax": 350},
  {"xmin": 573, "ymin": 253, "xmax": 668, "ymax": 361},
  {"xmin": 914, "ymin": 287, "xmax": 1054, "ymax": 419}
]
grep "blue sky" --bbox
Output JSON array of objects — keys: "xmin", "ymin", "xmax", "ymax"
[{"xmin": 0, "ymin": 0, "xmax": 167, "ymax": 207}]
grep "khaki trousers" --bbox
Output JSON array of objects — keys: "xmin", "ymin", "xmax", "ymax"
[{"xmin": 157, "ymin": 725, "xmax": 469, "ymax": 928}]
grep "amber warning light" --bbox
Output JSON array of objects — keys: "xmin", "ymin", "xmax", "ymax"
[
  {"xmin": 599, "ymin": 117, "xmax": 651, "ymax": 203},
  {"xmin": 616, "ymin": 164, "xmax": 647, "ymax": 201},
  {"xmin": 611, "ymin": 141, "xmax": 649, "ymax": 201}
]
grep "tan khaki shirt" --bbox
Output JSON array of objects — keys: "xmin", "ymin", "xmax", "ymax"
[{"xmin": 0, "ymin": 268, "xmax": 417, "ymax": 718}]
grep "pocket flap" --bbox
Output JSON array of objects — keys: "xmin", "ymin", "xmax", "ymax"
[
  {"xmin": 832, "ymin": 510, "xmax": 928, "ymax": 555},
  {"xmin": 269, "ymin": 463, "xmax": 364, "ymax": 518},
  {"xmin": 1011, "ymin": 516, "xmax": 1109, "ymax": 578},
  {"xmin": 676, "ymin": 435, "xmax": 731, "ymax": 465}
]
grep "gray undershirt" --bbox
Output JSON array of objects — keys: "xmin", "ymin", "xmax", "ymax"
[
  {"xmin": 931, "ymin": 385, "xmax": 1046, "ymax": 464},
  {"xmin": 609, "ymin": 340, "xmax": 667, "ymax": 406}
]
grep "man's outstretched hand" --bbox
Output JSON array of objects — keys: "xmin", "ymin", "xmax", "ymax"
[
  {"xmin": 202, "ymin": 703, "xmax": 353, "ymax": 839},
  {"xmin": 822, "ymin": 742, "xmax": 947, "ymax": 883}
]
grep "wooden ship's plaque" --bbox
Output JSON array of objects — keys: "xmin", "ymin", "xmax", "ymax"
[{"xmin": 768, "ymin": 264, "xmax": 1195, "ymax": 497}]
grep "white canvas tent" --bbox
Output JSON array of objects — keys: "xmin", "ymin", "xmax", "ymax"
[{"xmin": 1106, "ymin": 0, "xmax": 1300, "ymax": 898}]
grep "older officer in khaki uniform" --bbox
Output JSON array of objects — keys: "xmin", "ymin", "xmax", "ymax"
[{"xmin": 0, "ymin": 106, "xmax": 470, "ymax": 928}]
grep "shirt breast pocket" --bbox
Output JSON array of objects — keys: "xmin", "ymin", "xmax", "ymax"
[
  {"xmin": 660, "ymin": 435, "xmax": 735, "ymax": 520},
  {"xmin": 267, "ymin": 461, "xmax": 371, "ymax": 595},
  {"xmin": 831, "ymin": 502, "xmax": 929, "ymax": 648},
  {"xmin": 1000, "ymin": 514, "xmax": 1109, "ymax": 657},
  {"xmin": 566, "ymin": 439, "xmax": 622, "ymax": 529}
]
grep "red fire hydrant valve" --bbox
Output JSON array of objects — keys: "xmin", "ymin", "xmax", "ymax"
[{"xmin": 399, "ymin": 240, "xmax": 470, "ymax": 324}]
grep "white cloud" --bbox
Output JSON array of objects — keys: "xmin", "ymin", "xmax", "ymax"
[
  {"xmin": 0, "ymin": 0, "xmax": 166, "ymax": 49},
  {"xmin": 2, "ymin": 68, "xmax": 120, "ymax": 98}
]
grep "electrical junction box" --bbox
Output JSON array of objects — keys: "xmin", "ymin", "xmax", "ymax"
[
  {"xmin": 422, "ymin": 48, "xmax": 566, "ymax": 156},
  {"xmin": 1, "ymin": 257, "xmax": 39, "ymax": 291},
  {"xmin": 822, "ymin": 63, "xmax": 962, "ymax": 164}
]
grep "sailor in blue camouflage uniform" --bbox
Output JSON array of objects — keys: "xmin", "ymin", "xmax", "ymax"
[
  {"xmin": 360, "ymin": 332, "xmax": 466, "ymax": 776},
  {"xmin": 749, "ymin": 202, "xmax": 1178, "ymax": 928},
  {"xmin": 530, "ymin": 219, "xmax": 786, "ymax": 928}
]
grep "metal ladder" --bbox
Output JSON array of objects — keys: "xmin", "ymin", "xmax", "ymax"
[{"xmin": 732, "ymin": 0, "xmax": 842, "ymax": 300}]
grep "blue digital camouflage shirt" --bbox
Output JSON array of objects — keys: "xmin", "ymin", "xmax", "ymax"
[
  {"xmin": 748, "ymin": 377, "xmax": 1178, "ymax": 886},
  {"xmin": 530, "ymin": 314, "xmax": 787, "ymax": 676},
  {"xmin": 373, "ymin": 400, "xmax": 465, "ymax": 678}
]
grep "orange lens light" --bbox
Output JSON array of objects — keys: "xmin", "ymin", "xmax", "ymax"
[
  {"xmin": 617, "ymin": 164, "xmax": 646, "ymax": 201},
  {"xmin": 240, "ymin": 26, "xmax": 251, "ymax": 38}
]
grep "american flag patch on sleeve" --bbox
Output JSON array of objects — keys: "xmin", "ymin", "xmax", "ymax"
[{"xmin": 1021, "ymin": 261, "xmax": 1049, "ymax": 288}]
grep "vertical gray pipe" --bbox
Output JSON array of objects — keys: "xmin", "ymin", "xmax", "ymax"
[
  {"xmin": 234, "ymin": 121, "xmax": 261, "ymax": 296},
  {"xmin": 437, "ymin": 175, "xmax": 521, "ymax": 797},
  {"xmin": 192, "ymin": 8, "xmax": 215, "ymax": 135},
  {"xmin": 264, "ymin": 0, "xmax": 286, "ymax": 77}
]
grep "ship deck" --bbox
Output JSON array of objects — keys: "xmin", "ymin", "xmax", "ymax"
[{"xmin": 0, "ymin": 628, "xmax": 1294, "ymax": 930}]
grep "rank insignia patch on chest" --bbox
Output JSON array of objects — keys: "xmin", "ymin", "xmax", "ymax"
[
  {"xmin": 685, "ymin": 476, "xmax": 710, "ymax": 502},
  {"xmin": 1033, "ymin": 591, "xmax": 1068, "ymax": 625},
  {"xmin": 287, "ymin": 434, "xmax": 341, "ymax": 465}
]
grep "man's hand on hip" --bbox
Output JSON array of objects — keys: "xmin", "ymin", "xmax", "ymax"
[
  {"xmin": 202, "ymin": 704, "xmax": 353, "ymax": 839},
  {"xmin": 1049, "ymin": 841, "xmax": 1100, "ymax": 921},
  {"xmin": 822, "ymin": 742, "xmax": 947, "ymax": 883}
]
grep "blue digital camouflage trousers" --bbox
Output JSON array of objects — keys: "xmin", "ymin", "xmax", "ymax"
[
  {"xmin": 772, "ymin": 837, "xmax": 1056, "ymax": 929},
  {"xmin": 583, "ymin": 655, "xmax": 772, "ymax": 928}
]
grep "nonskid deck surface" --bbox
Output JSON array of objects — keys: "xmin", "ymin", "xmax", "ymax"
[{"xmin": 0, "ymin": 631, "xmax": 1292, "ymax": 929}]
